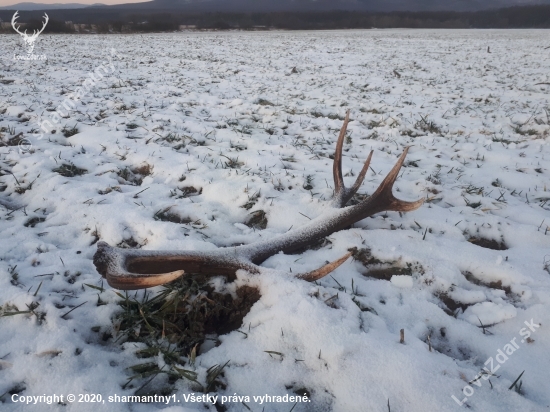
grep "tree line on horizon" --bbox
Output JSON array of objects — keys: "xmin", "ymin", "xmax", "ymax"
[{"xmin": 1, "ymin": 6, "xmax": 550, "ymax": 33}]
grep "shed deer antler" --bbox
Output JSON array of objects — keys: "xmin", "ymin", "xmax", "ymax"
[{"xmin": 93, "ymin": 111, "xmax": 423, "ymax": 289}]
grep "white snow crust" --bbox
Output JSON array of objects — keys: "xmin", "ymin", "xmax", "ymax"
[{"xmin": 1, "ymin": 29, "xmax": 549, "ymax": 411}]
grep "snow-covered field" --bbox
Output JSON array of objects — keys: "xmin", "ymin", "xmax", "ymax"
[{"xmin": 1, "ymin": 29, "xmax": 549, "ymax": 411}]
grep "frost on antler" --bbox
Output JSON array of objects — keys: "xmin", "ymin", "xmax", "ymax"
[{"xmin": 93, "ymin": 111, "xmax": 423, "ymax": 290}]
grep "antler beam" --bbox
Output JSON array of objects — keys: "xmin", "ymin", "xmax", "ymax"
[{"xmin": 93, "ymin": 111, "xmax": 423, "ymax": 289}]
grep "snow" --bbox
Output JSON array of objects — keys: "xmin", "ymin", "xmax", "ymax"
[
  {"xmin": 461, "ymin": 301, "xmax": 518, "ymax": 326},
  {"xmin": 390, "ymin": 275, "xmax": 413, "ymax": 288},
  {"xmin": 1, "ymin": 29, "xmax": 550, "ymax": 411}
]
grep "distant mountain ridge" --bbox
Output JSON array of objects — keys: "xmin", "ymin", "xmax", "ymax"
[
  {"xmin": 0, "ymin": 2, "xmax": 105, "ymax": 10},
  {"xmin": 105, "ymin": 0, "xmax": 550, "ymax": 12},
  {"xmin": 1, "ymin": 0, "xmax": 550, "ymax": 12}
]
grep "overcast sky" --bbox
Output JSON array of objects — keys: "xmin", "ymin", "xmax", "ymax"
[{"xmin": 0, "ymin": 0, "xmax": 148, "ymax": 5}]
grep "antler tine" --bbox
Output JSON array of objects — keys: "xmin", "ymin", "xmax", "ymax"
[
  {"xmin": 337, "ymin": 149, "xmax": 375, "ymax": 207},
  {"xmin": 297, "ymin": 252, "xmax": 352, "ymax": 282},
  {"xmin": 349, "ymin": 150, "xmax": 373, "ymax": 195},
  {"xmin": 109, "ymin": 270, "xmax": 185, "ymax": 290},
  {"xmin": 332, "ymin": 109, "xmax": 350, "ymax": 202},
  {"xmin": 332, "ymin": 111, "xmax": 375, "ymax": 207},
  {"xmin": 367, "ymin": 147, "xmax": 424, "ymax": 212}
]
